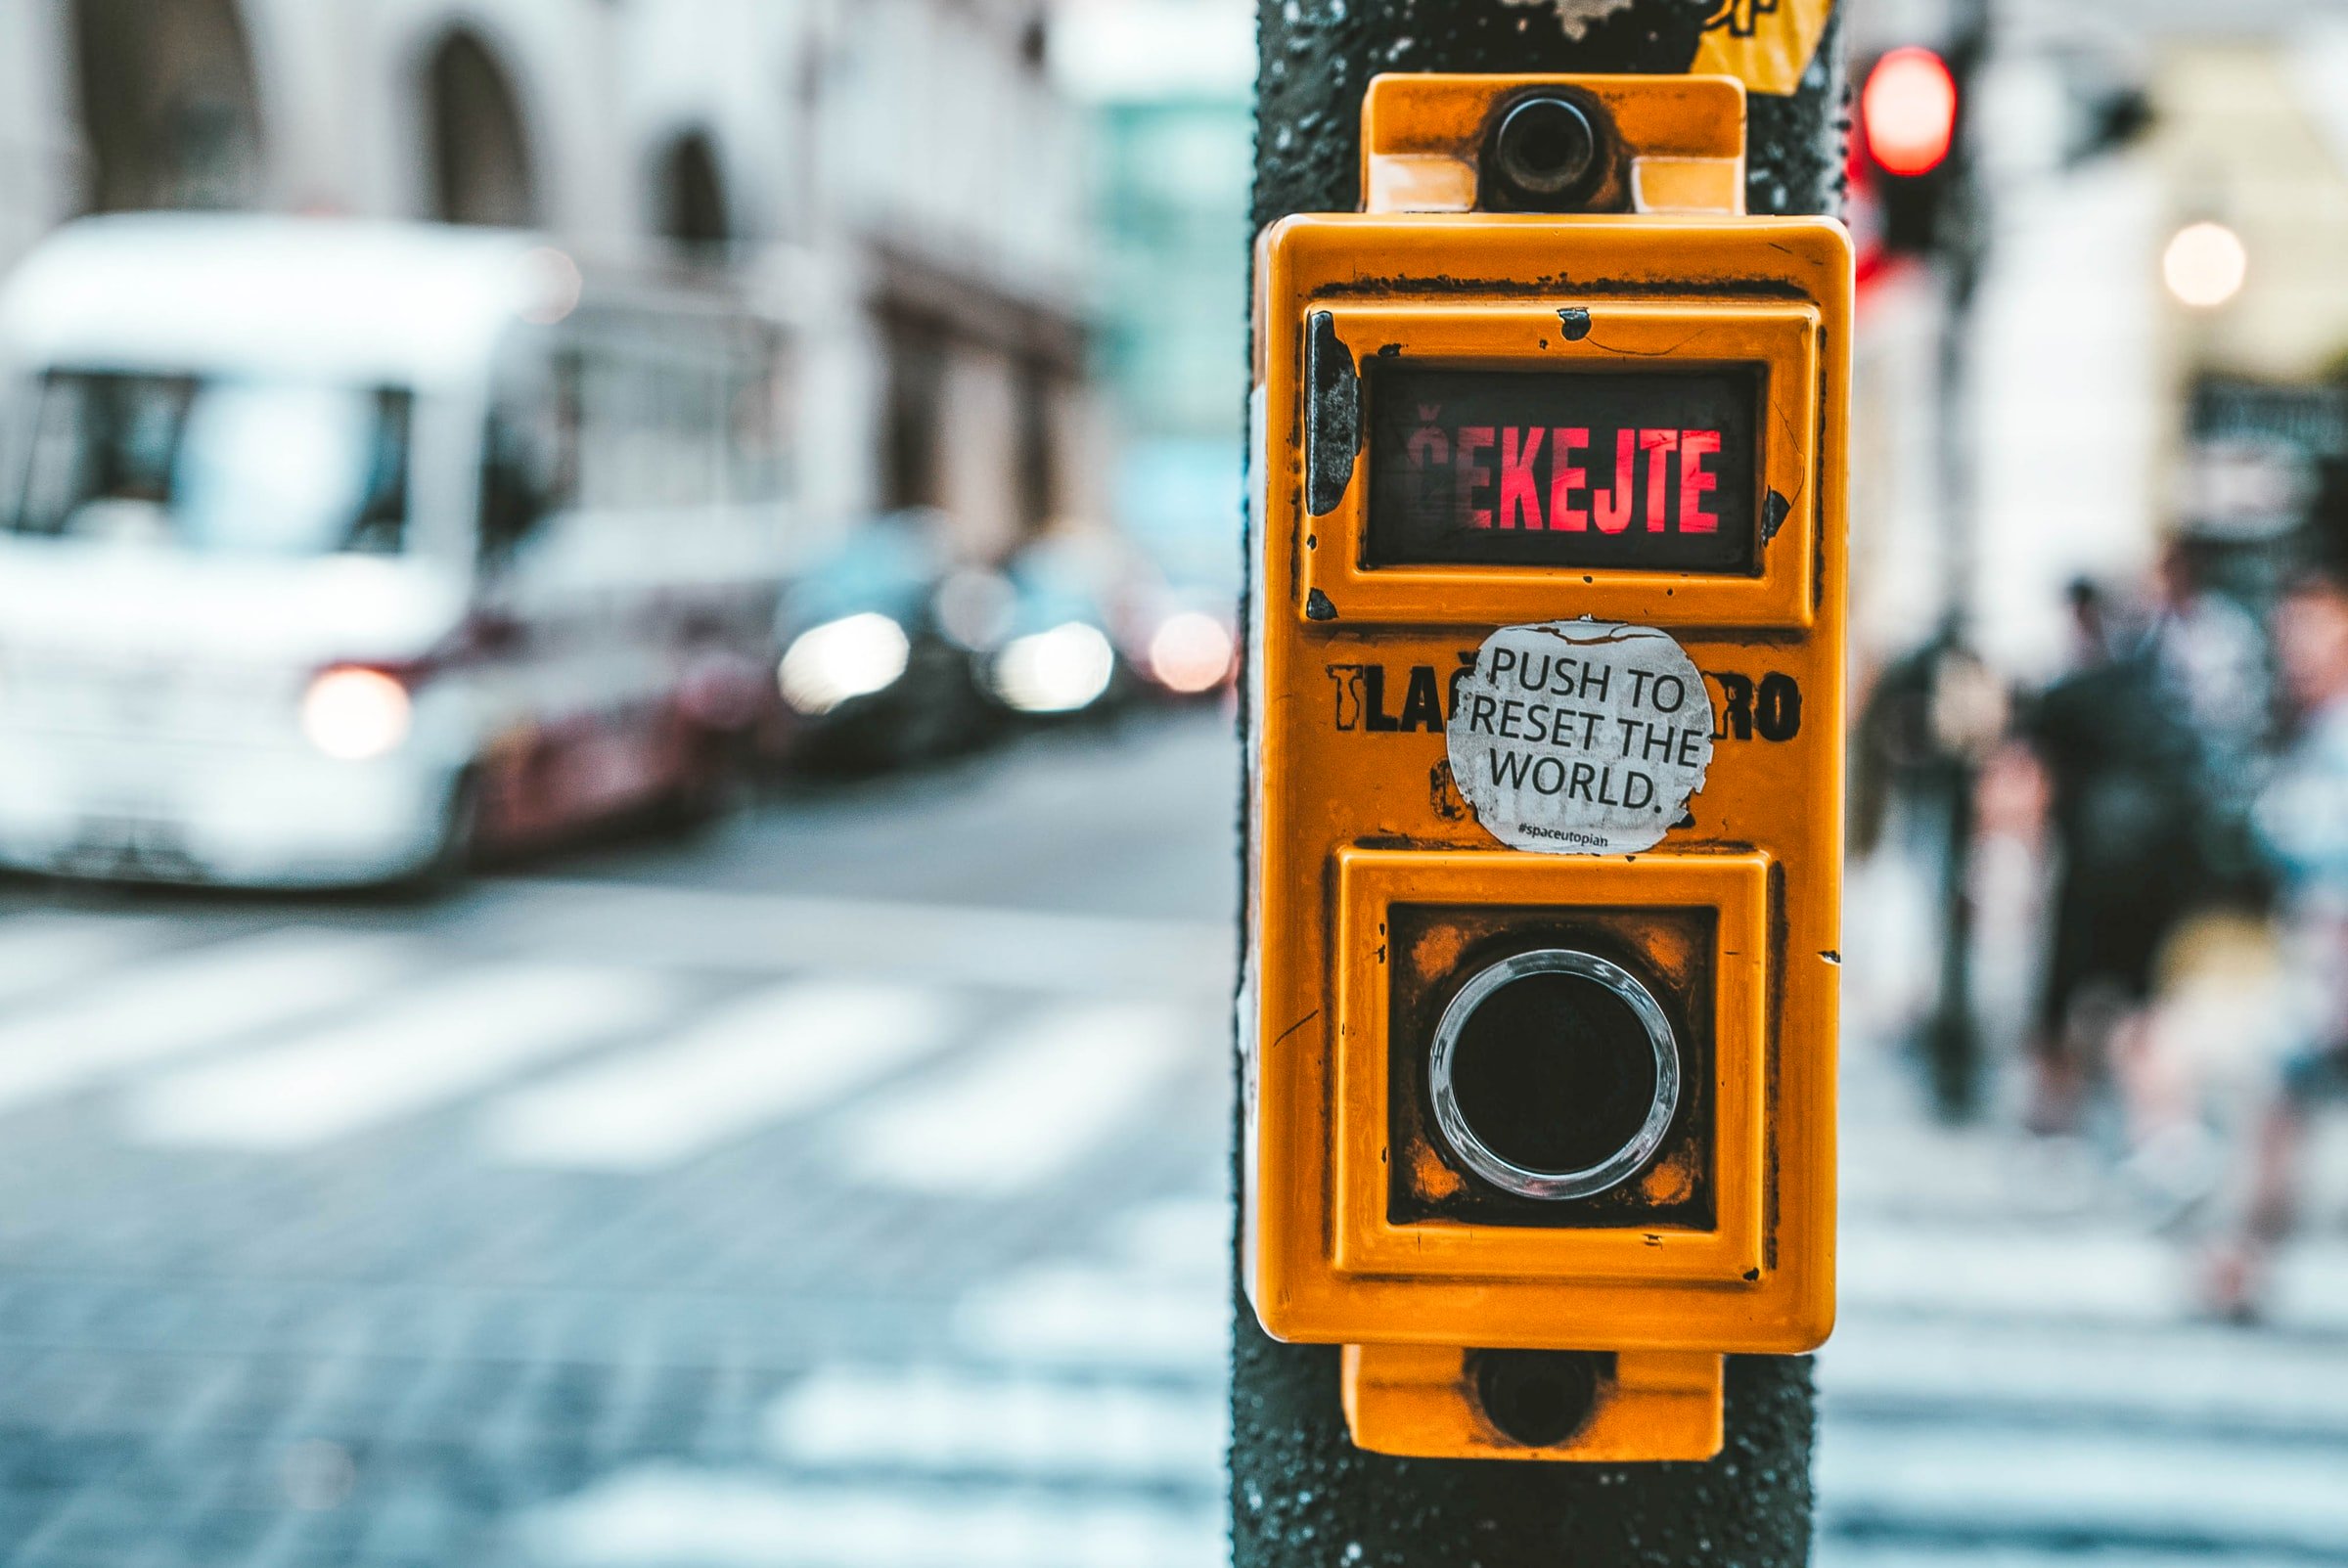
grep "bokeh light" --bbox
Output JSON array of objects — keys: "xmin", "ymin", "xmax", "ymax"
[
  {"xmin": 2162, "ymin": 220, "xmax": 2248, "ymax": 309},
  {"xmin": 778, "ymin": 612, "xmax": 912, "ymax": 715},
  {"xmin": 299, "ymin": 666, "xmax": 413, "ymax": 761},
  {"xmin": 1147, "ymin": 610, "xmax": 1234, "ymax": 694}
]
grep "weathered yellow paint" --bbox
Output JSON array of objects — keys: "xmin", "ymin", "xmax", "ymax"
[
  {"xmin": 1243, "ymin": 74, "xmax": 1849, "ymax": 1460},
  {"xmin": 1342, "ymin": 1345, "xmax": 1726, "ymax": 1461},
  {"xmin": 1693, "ymin": 0, "xmax": 1838, "ymax": 98}
]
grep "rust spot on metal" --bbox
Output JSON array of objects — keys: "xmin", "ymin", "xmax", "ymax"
[
  {"xmin": 1638, "ymin": 1150, "xmax": 1697, "ymax": 1206},
  {"xmin": 1410, "ymin": 921, "xmax": 1471, "ymax": 980},
  {"xmin": 1413, "ymin": 1143, "xmax": 1467, "ymax": 1200}
]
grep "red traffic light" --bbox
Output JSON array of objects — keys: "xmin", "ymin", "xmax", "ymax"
[{"xmin": 1861, "ymin": 47, "xmax": 1958, "ymax": 178}]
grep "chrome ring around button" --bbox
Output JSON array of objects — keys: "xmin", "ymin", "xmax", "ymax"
[{"xmin": 1425, "ymin": 948, "xmax": 1681, "ymax": 1201}]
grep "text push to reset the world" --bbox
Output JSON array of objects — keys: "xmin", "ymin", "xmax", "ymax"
[{"xmin": 1445, "ymin": 620, "xmax": 1715, "ymax": 856}]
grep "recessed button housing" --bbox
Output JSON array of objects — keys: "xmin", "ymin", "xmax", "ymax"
[{"xmin": 1428, "ymin": 948, "xmax": 1681, "ymax": 1202}]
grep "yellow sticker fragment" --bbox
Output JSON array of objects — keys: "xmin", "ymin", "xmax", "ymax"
[{"xmin": 1692, "ymin": 0, "xmax": 1836, "ymax": 97}]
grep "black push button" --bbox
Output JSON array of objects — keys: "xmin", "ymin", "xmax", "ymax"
[{"xmin": 1428, "ymin": 949, "xmax": 1679, "ymax": 1200}]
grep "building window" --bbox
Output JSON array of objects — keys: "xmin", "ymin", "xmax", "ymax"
[
  {"xmin": 425, "ymin": 29, "xmax": 539, "ymax": 227},
  {"xmin": 655, "ymin": 130, "xmax": 732, "ymax": 252},
  {"xmin": 882, "ymin": 325, "xmax": 946, "ymax": 513},
  {"xmin": 1016, "ymin": 360, "xmax": 1058, "ymax": 535},
  {"xmin": 70, "ymin": 0, "xmax": 263, "ymax": 213}
]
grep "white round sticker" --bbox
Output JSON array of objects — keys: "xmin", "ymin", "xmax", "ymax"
[{"xmin": 1445, "ymin": 619, "xmax": 1713, "ymax": 855}]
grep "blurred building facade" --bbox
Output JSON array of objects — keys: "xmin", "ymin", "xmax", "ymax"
[
  {"xmin": 0, "ymin": 0, "xmax": 1102, "ymax": 560},
  {"xmin": 1055, "ymin": 0, "xmax": 1251, "ymax": 593},
  {"xmin": 2146, "ymin": 22, "xmax": 2348, "ymax": 588},
  {"xmin": 1856, "ymin": 2, "xmax": 2348, "ymax": 676}
]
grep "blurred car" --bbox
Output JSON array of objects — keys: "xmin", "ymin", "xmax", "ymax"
[
  {"xmin": 0, "ymin": 214, "xmax": 789, "ymax": 888},
  {"xmin": 771, "ymin": 512, "xmax": 992, "ymax": 769},
  {"xmin": 981, "ymin": 537, "xmax": 1134, "ymax": 722}
]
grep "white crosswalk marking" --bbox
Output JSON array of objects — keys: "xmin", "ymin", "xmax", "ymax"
[
  {"xmin": 1820, "ymin": 1315, "xmax": 2348, "ymax": 1434},
  {"xmin": 0, "ymin": 911, "xmax": 172, "ymax": 1008},
  {"xmin": 522, "ymin": 1466, "xmax": 1221, "ymax": 1568},
  {"xmin": 481, "ymin": 878, "xmax": 1233, "ymax": 998},
  {"xmin": 121, "ymin": 963, "xmax": 676, "ymax": 1150},
  {"xmin": 1108, "ymin": 1195, "xmax": 1232, "ymax": 1282},
  {"xmin": 522, "ymin": 1189, "xmax": 1232, "ymax": 1568},
  {"xmin": 1818, "ymin": 1034, "xmax": 2348, "ymax": 1560},
  {"xmin": 1817, "ymin": 1423, "xmax": 2348, "ymax": 1558},
  {"xmin": 0, "ymin": 928, "xmax": 410, "ymax": 1115},
  {"xmin": 1817, "ymin": 1548, "xmax": 2319, "ymax": 1568},
  {"xmin": 479, "ymin": 979, "xmax": 961, "ymax": 1171},
  {"xmin": 835, "ymin": 1000, "xmax": 1199, "ymax": 1196},
  {"xmin": 954, "ymin": 1270, "xmax": 1225, "ymax": 1376},
  {"xmin": 1839, "ymin": 1219, "xmax": 2348, "ymax": 1334},
  {"xmin": 765, "ymin": 1365, "xmax": 1226, "ymax": 1486}
]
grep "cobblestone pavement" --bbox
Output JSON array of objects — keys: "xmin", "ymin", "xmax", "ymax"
[{"xmin": 0, "ymin": 711, "xmax": 2342, "ymax": 1566}]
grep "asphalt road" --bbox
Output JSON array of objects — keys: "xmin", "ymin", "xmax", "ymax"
[{"xmin": 0, "ymin": 707, "xmax": 2341, "ymax": 1568}]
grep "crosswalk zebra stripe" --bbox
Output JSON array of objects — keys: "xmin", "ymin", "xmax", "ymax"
[
  {"xmin": 1107, "ymin": 1196, "xmax": 1231, "ymax": 1284},
  {"xmin": 952, "ymin": 1263, "xmax": 1226, "ymax": 1375},
  {"xmin": 0, "ymin": 910, "xmax": 173, "ymax": 1008},
  {"xmin": 1821, "ymin": 1316, "xmax": 2348, "ymax": 1438},
  {"xmin": 0, "ymin": 928, "xmax": 410, "ymax": 1115},
  {"xmin": 1839, "ymin": 1221, "xmax": 2348, "ymax": 1334},
  {"xmin": 834, "ymin": 1000, "xmax": 1200, "ymax": 1196},
  {"xmin": 479, "ymin": 979, "xmax": 961, "ymax": 1171},
  {"xmin": 121, "ymin": 963, "xmax": 677, "ymax": 1150},
  {"xmin": 764, "ymin": 1365, "xmax": 1226, "ymax": 1486},
  {"xmin": 520, "ymin": 1465, "xmax": 1221, "ymax": 1568},
  {"xmin": 482, "ymin": 877, "xmax": 1234, "ymax": 997},
  {"xmin": 1816, "ymin": 1420, "xmax": 2348, "ymax": 1558},
  {"xmin": 1816, "ymin": 1546, "xmax": 2317, "ymax": 1568}
]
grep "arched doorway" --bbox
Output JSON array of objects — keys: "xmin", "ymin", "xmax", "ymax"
[
  {"xmin": 423, "ymin": 29, "xmax": 538, "ymax": 227},
  {"xmin": 655, "ymin": 130, "xmax": 732, "ymax": 252},
  {"xmin": 70, "ymin": 0, "xmax": 264, "ymax": 212}
]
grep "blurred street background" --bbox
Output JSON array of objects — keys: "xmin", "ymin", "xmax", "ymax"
[{"xmin": 0, "ymin": 0, "xmax": 2345, "ymax": 1564}]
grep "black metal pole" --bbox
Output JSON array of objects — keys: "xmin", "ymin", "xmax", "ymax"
[
  {"xmin": 1922, "ymin": 0, "xmax": 1993, "ymax": 1124},
  {"xmin": 1234, "ymin": 5, "xmax": 1847, "ymax": 1564},
  {"xmin": 1926, "ymin": 707, "xmax": 1982, "ymax": 1121}
]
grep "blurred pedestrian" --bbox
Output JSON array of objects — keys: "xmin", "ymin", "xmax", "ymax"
[
  {"xmin": 2149, "ymin": 543, "xmax": 2271, "ymax": 893},
  {"xmin": 2020, "ymin": 577, "xmax": 2214, "ymax": 1135},
  {"xmin": 2203, "ymin": 561, "xmax": 2348, "ymax": 1321},
  {"xmin": 1854, "ymin": 621, "xmax": 2009, "ymax": 1119},
  {"xmin": 2100, "ymin": 546, "xmax": 2276, "ymax": 1210},
  {"xmin": 2149, "ymin": 540, "xmax": 2267, "ymax": 775}
]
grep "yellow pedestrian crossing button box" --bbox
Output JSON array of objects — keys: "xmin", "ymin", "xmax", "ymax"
[{"xmin": 1242, "ymin": 72, "xmax": 1849, "ymax": 1460}]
